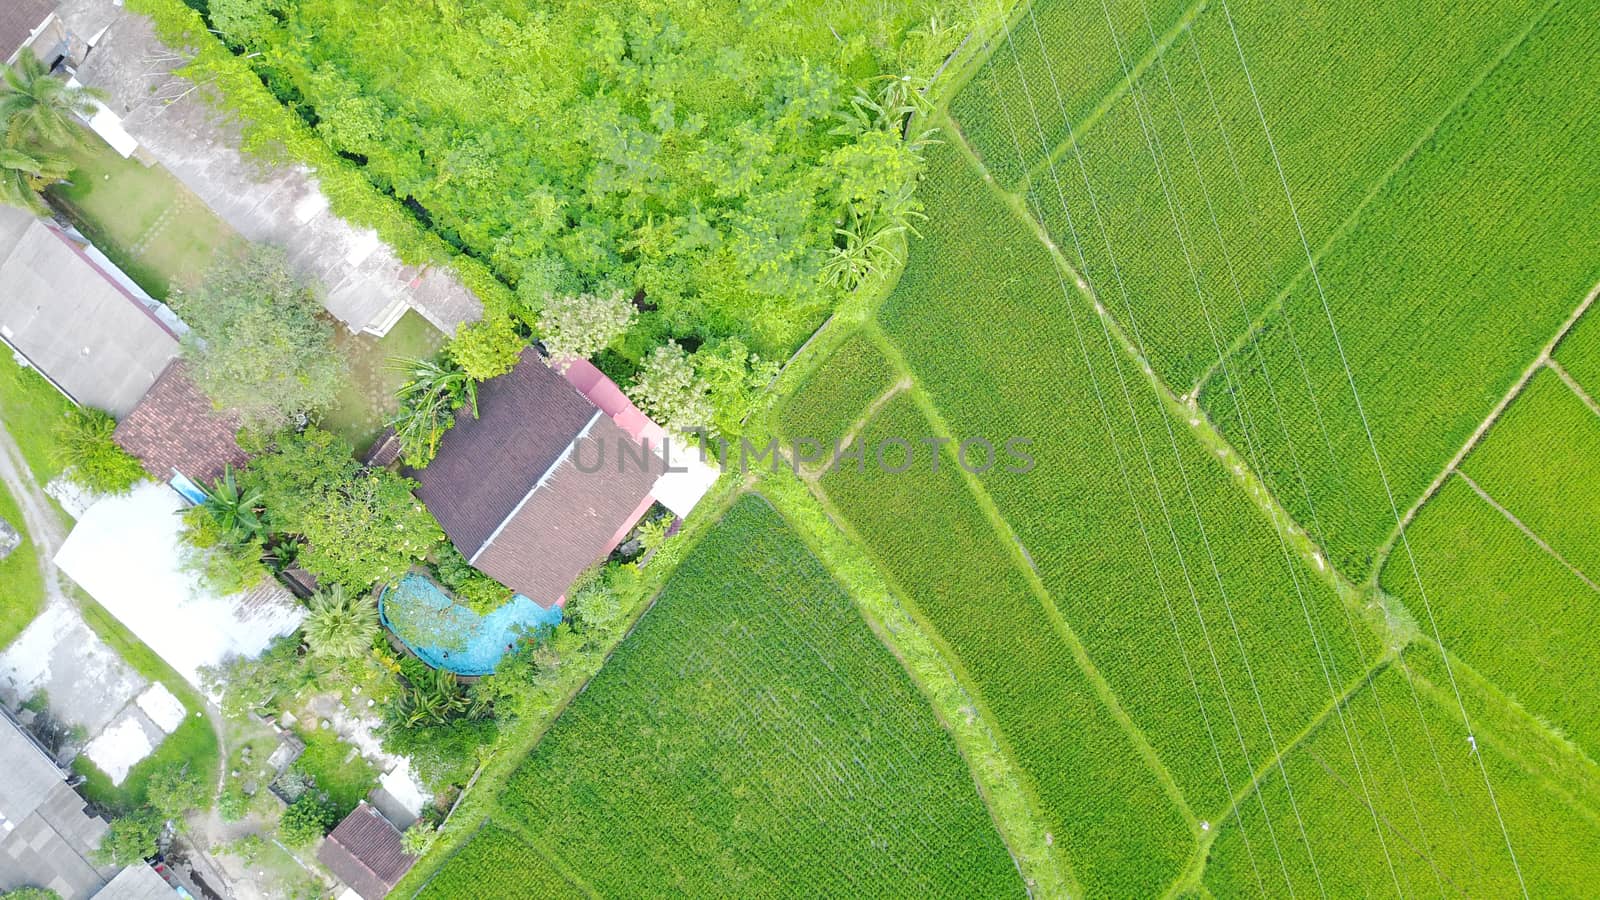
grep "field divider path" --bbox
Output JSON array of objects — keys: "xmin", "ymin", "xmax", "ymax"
[
  {"xmin": 1548, "ymin": 359, "xmax": 1600, "ymax": 419},
  {"xmin": 761, "ymin": 474, "xmax": 1076, "ymax": 898},
  {"xmin": 1014, "ymin": 0, "xmax": 1211, "ymax": 192},
  {"xmin": 868, "ymin": 327, "xmax": 1203, "ymax": 835},
  {"xmin": 1187, "ymin": 0, "xmax": 1560, "ymax": 399},
  {"xmin": 1368, "ymin": 278, "xmax": 1600, "ymax": 587},
  {"xmin": 1454, "ymin": 472, "xmax": 1600, "ymax": 594}
]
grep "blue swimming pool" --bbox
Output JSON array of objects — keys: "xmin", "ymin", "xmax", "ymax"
[{"xmin": 379, "ymin": 573, "xmax": 562, "ymax": 676}]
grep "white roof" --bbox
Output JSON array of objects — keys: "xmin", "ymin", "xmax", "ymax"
[
  {"xmin": 650, "ymin": 437, "xmax": 720, "ymax": 518},
  {"xmin": 53, "ymin": 482, "xmax": 305, "ymax": 691}
]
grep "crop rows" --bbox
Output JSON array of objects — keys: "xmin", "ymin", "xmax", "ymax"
[
  {"xmin": 778, "ymin": 330, "xmax": 897, "ymax": 446},
  {"xmin": 1026, "ymin": 0, "xmax": 1537, "ymax": 389},
  {"xmin": 1379, "ymin": 476, "xmax": 1600, "ymax": 761},
  {"xmin": 1458, "ymin": 370, "xmax": 1600, "ymax": 580},
  {"xmin": 1554, "ymin": 306, "xmax": 1600, "ymax": 400},
  {"xmin": 950, "ymin": 0, "xmax": 1191, "ymax": 188},
  {"xmin": 1204, "ymin": 651, "xmax": 1600, "ymax": 896},
  {"xmin": 879, "ymin": 137, "xmax": 1372, "ymax": 817},
  {"xmin": 822, "ymin": 392, "xmax": 1193, "ymax": 897},
  {"xmin": 1202, "ymin": 2, "xmax": 1600, "ymax": 575},
  {"xmin": 417, "ymin": 824, "xmax": 583, "ymax": 900},
  {"xmin": 490, "ymin": 496, "xmax": 1021, "ymax": 898}
]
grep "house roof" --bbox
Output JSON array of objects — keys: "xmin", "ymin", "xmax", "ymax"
[
  {"xmin": 113, "ymin": 361, "xmax": 246, "ymax": 484},
  {"xmin": 0, "ymin": 710, "xmax": 118, "ymax": 900},
  {"xmin": 93, "ymin": 864, "xmax": 177, "ymax": 900},
  {"xmin": 0, "ymin": 0, "xmax": 54, "ymax": 62},
  {"xmin": 413, "ymin": 349, "xmax": 661, "ymax": 604},
  {"xmin": 0, "ymin": 208, "xmax": 179, "ymax": 417},
  {"xmin": 315, "ymin": 802, "xmax": 412, "ymax": 900}
]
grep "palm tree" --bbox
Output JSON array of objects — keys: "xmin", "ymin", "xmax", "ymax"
[
  {"xmin": 302, "ymin": 585, "xmax": 380, "ymax": 659},
  {"xmin": 0, "ymin": 145, "xmax": 70, "ymax": 214},
  {"xmin": 202, "ymin": 466, "xmax": 266, "ymax": 541},
  {"xmin": 388, "ymin": 355, "xmax": 478, "ymax": 467},
  {"xmin": 0, "ymin": 51, "xmax": 103, "ymax": 148}
]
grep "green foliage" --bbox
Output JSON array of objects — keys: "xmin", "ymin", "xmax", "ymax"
[
  {"xmin": 536, "ymin": 291, "xmax": 634, "ymax": 364},
  {"xmin": 278, "ymin": 793, "xmax": 338, "ymax": 847},
  {"xmin": 178, "ymin": 505, "xmax": 267, "ymax": 594},
  {"xmin": 291, "ymin": 728, "xmax": 379, "ymax": 816},
  {"xmin": 144, "ymin": 763, "xmax": 208, "ymax": 824},
  {"xmin": 0, "ymin": 51, "xmax": 103, "ymax": 147},
  {"xmin": 447, "ymin": 313, "xmax": 524, "ymax": 382},
  {"xmin": 480, "ymin": 497, "xmax": 1019, "ymax": 896},
  {"xmin": 0, "ymin": 146, "xmax": 71, "ymax": 215},
  {"xmin": 243, "ymin": 427, "xmax": 443, "ymax": 591},
  {"xmin": 302, "ymin": 585, "xmax": 381, "ymax": 660},
  {"xmin": 432, "ymin": 543, "xmax": 512, "ymax": 615},
  {"xmin": 204, "ymin": 635, "xmax": 317, "ymax": 720},
  {"xmin": 400, "ymin": 822, "xmax": 437, "ymax": 857},
  {"xmin": 202, "ymin": 466, "xmax": 267, "ymax": 541},
  {"xmin": 217, "ymin": 783, "xmax": 250, "ymax": 822},
  {"xmin": 0, "ymin": 888, "xmax": 61, "ymax": 900},
  {"xmin": 172, "ymin": 246, "xmax": 348, "ymax": 430},
  {"xmin": 692, "ymin": 338, "xmax": 777, "ymax": 438},
  {"xmin": 1554, "ymin": 307, "xmax": 1600, "ymax": 398},
  {"xmin": 51, "ymin": 408, "xmax": 145, "ymax": 494},
  {"xmin": 94, "ymin": 808, "xmax": 163, "ymax": 865},
  {"xmin": 389, "ymin": 355, "xmax": 479, "ymax": 467},
  {"xmin": 777, "ymin": 330, "xmax": 896, "ymax": 445},
  {"xmin": 626, "ymin": 341, "xmax": 709, "ymax": 437}
]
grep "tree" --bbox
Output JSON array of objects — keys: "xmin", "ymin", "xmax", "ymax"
[
  {"xmin": 202, "ymin": 466, "xmax": 266, "ymax": 541},
  {"xmin": 51, "ymin": 408, "xmax": 146, "ymax": 494},
  {"xmin": 302, "ymin": 585, "xmax": 380, "ymax": 659},
  {"xmin": 277, "ymin": 793, "xmax": 337, "ymax": 847},
  {"xmin": 447, "ymin": 312, "xmax": 524, "ymax": 381},
  {"xmin": 146, "ymin": 763, "xmax": 208, "ymax": 823},
  {"xmin": 179, "ymin": 505, "xmax": 267, "ymax": 595},
  {"xmin": 0, "ymin": 146, "xmax": 70, "ymax": 214},
  {"xmin": 400, "ymin": 822, "xmax": 437, "ymax": 857},
  {"xmin": 389, "ymin": 354, "xmax": 478, "ymax": 467},
  {"xmin": 0, "ymin": 52, "xmax": 102, "ymax": 148},
  {"xmin": 94, "ymin": 809, "xmax": 162, "ymax": 865},
  {"xmin": 628, "ymin": 341, "xmax": 712, "ymax": 437},
  {"xmin": 536, "ymin": 290, "xmax": 635, "ymax": 364},
  {"xmin": 170, "ymin": 247, "xmax": 347, "ymax": 429},
  {"xmin": 694, "ymin": 338, "xmax": 777, "ymax": 437},
  {"xmin": 243, "ymin": 427, "xmax": 443, "ymax": 590}
]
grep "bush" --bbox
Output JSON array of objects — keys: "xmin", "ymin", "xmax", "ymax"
[
  {"xmin": 179, "ymin": 506, "xmax": 268, "ymax": 594},
  {"xmin": 217, "ymin": 783, "xmax": 250, "ymax": 822},
  {"xmin": 433, "ymin": 543, "xmax": 512, "ymax": 615},
  {"xmin": 537, "ymin": 291, "xmax": 635, "ymax": 363},
  {"xmin": 94, "ymin": 808, "xmax": 163, "ymax": 865},
  {"xmin": 146, "ymin": 763, "xmax": 209, "ymax": 822},
  {"xmin": 448, "ymin": 313, "xmax": 524, "ymax": 382},
  {"xmin": 278, "ymin": 793, "xmax": 337, "ymax": 847},
  {"xmin": 52, "ymin": 408, "xmax": 145, "ymax": 493}
]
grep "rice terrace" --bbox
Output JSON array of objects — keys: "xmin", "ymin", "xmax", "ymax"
[{"xmin": 0, "ymin": 0, "xmax": 1595, "ymax": 897}]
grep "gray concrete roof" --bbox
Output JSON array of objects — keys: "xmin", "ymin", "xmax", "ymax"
[
  {"xmin": 0, "ymin": 208, "xmax": 179, "ymax": 417},
  {"xmin": 93, "ymin": 864, "xmax": 175, "ymax": 900},
  {"xmin": 1, "ymin": 711, "xmax": 118, "ymax": 900},
  {"xmin": 67, "ymin": 3, "xmax": 483, "ymax": 337}
]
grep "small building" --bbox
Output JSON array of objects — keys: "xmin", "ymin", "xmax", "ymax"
[
  {"xmin": 113, "ymin": 361, "xmax": 247, "ymax": 490},
  {"xmin": 315, "ymin": 801, "xmax": 414, "ymax": 900},
  {"xmin": 0, "ymin": 207, "xmax": 179, "ymax": 417},
  {"xmin": 0, "ymin": 708, "xmax": 118, "ymax": 899},
  {"xmin": 413, "ymin": 348, "xmax": 667, "ymax": 607}
]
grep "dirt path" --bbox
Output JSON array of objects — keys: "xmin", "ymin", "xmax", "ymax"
[{"xmin": 0, "ymin": 422, "xmax": 70, "ymax": 607}]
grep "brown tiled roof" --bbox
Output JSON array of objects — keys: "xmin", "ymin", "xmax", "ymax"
[
  {"xmin": 413, "ymin": 349, "xmax": 596, "ymax": 554},
  {"xmin": 474, "ymin": 413, "xmax": 663, "ymax": 605},
  {"xmin": 315, "ymin": 802, "xmax": 412, "ymax": 900},
  {"xmin": 412, "ymin": 348, "xmax": 661, "ymax": 604},
  {"xmin": 0, "ymin": 0, "xmax": 53, "ymax": 61},
  {"xmin": 114, "ymin": 362, "xmax": 247, "ymax": 484}
]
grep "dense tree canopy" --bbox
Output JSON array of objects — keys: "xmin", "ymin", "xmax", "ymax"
[{"xmin": 206, "ymin": 0, "xmax": 967, "ymax": 358}]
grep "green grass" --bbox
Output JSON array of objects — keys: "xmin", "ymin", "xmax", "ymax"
[
  {"xmin": 418, "ymin": 824, "xmax": 585, "ymax": 900},
  {"xmin": 0, "ymin": 479, "xmax": 45, "ymax": 649},
  {"xmin": 73, "ymin": 714, "xmax": 218, "ymax": 815},
  {"xmin": 1458, "ymin": 369, "xmax": 1600, "ymax": 580},
  {"xmin": 1200, "ymin": 3, "xmax": 1600, "ymax": 575},
  {"xmin": 0, "ymin": 352, "xmax": 75, "ymax": 484},
  {"xmin": 822, "ymin": 393, "xmax": 1193, "ymax": 897},
  {"xmin": 481, "ymin": 495, "xmax": 1022, "ymax": 897},
  {"xmin": 320, "ymin": 310, "xmax": 447, "ymax": 453},
  {"xmin": 1554, "ymin": 305, "xmax": 1600, "ymax": 401},
  {"xmin": 46, "ymin": 131, "xmax": 242, "ymax": 299},
  {"xmin": 290, "ymin": 726, "xmax": 379, "ymax": 817},
  {"xmin": 1379, "ymin": 476, "xmax": 1600, "ymax": 762},
  {"xmin": 776, "ymin": 329, "xmax": 897, "ymax": 446},
  {"xmin": 1203, "ymin": 651, "xmax": 1600, "ymax": 897}
]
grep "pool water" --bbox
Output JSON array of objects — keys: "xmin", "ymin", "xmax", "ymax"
[{"xmin": 379, "ymin": 573, "xmax": 562, "ymax": 675}]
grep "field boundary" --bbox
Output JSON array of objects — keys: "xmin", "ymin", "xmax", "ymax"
[
  {"xmin": 1368, "ymin": 278, "xmax": 1600, "ymax": 586},
  {"xmin": 761, "ymin": 475, "xmax": 1074, "ymax": 897},
  {"xmin": 1188, "ymin": 0, "xmax": 1558, "ymax": 398},
  {"xmin": 1549, "ymin": 359, "xmax": 1600, "ymax": 419},
  {"xmin": 1455, "ymin": 472, "xmax": 1600, "ymax": 594}
]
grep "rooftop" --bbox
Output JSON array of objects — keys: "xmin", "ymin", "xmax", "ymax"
[
  {"xmin": 113, "ymin": 361, "xmax": 247, "ymax": 484},
  {"xmin": 315, "ymin": 802, "xmax": 412, "ymax": 900},
  {"xmin": 0, "ymin": 710, "xmax": 117, "ymax": 900},
  {"xmin": 0, "ymin": 0, "xmax": 54, "ymax": 63}
]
